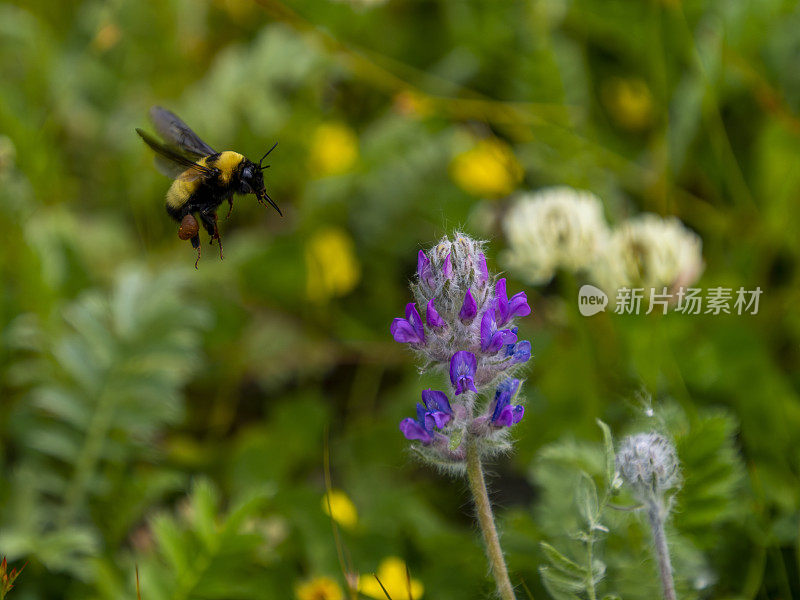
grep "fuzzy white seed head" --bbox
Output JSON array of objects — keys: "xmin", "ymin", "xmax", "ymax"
[
  {"xmin": 502, "ymin": 187, "xmax": 610, "ymax": 284},
  {"xmin": 616, "ymin": 432, "xmax": 681, "ymax": 503}
]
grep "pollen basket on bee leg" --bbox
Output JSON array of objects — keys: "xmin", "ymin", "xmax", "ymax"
[{"xmin": 178, "ymin": 214, "xmax": 199, "ymax": 240}]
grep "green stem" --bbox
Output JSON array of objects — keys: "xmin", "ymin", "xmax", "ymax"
[
  {"xmin": 647, "ymin": 501, "xmax": 677, "ymax": 600},
  {"xmin": 465, "ymin": 436, "xmax": 517, "ymax": 600},
  {"xmin": 60, "ymin": 385, "xmax": 115, "ymax": 526},
  {"xmin": 586, "ymin": 536, "xmax": 597, "ymax": 600}
]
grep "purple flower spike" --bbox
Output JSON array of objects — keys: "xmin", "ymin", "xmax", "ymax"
[
  {"xmin": 421, "ymin": 389, "xmax": 453, "ymax": 429},
  {"xmin": 504, "ymin": 340, "xmax": 531, "ymax": 365},
  {"xmin": 399, "ymin": 404, "xmax": 433, "ymax": 444},
  {"xmin": 449, "ymin": 351, "xmax": 478, "ymax": 395},
  {"xmin": 491, "ymin": 379, "xmax": 525, "ymax": 427},
  {"xmin": 391, "ymin": 303, "xmax": 425, "ymax": 345},
  {"xmin": 417, "ymin": 250, "xmax": 434, "ymax": 288},
  {"xmin": 459, "ymin": 289, "xmax": 478, "ymax": 322},
  {"xmin": 443, "ymin": 252, "xmax": 453, "ymax": 279},
  {"xmin": 480, "ymin": 310, "xmax": 518, "ymax": 353},
  {"xmin": 426, "ymin": 298, "xmax": 446, "ymax": 329},
  {"xmin": 494, "ymin": 278, "xmax": 531, "ymax": 327}
]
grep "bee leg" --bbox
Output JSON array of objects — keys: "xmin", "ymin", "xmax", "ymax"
[
  {"xmin": 213, "ymin": 213, "xmax": 223, "ymax": 260},
  {"xmin": 225, "ymin": 196, "xmax": 234, "ymax": 220},
  {"xmin": 191, "ymin": 234, "xmax": 201, "ymax": 269},
  {"xmin": 199, "ymin": 211, "xmax": 223, "ymax": 260}
]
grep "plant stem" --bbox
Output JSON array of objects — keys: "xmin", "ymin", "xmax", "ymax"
[
  {"xmin": 585, "ymin": 536, "xmax": 597, "ymax": 600},
  {"xmin": 465, "ymin": 436, "xmax": 517, "ymax": 600},
  {"xmin": 647, "ymin": 501, "xmax": 677, "ymax": 600}
]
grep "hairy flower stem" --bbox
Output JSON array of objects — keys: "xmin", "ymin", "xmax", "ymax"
[
  {"xmin": 647, "ymin": 501, "xmax": 677, "ymax": 600},
  {"xmin": 465, "ymin": 435, "xmax": 517, "ymax": 600}
]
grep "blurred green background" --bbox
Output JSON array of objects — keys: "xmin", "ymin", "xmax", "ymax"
[{"xmin": 1, "ymin": 0, "xmax": 799, "ymax": 598}]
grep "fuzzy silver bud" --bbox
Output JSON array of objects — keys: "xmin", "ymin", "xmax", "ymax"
[{"xmin": 616, "ymin": 432, "xmax": 681, "ymax": 503}]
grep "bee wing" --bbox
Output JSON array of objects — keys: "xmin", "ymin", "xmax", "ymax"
[
  {"xmin": 136, "ymin": 128, "xmax": 216, "ymax": 181},
  {"xmin": 149, "ymin": 106, "xmax": 216, "ymax": 158}
]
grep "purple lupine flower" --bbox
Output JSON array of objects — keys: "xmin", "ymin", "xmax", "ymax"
[
  {"xmin": 391, "ymin": 303, "xmax": 425, "ymax": 344},
  {"xmin": 399, "ymin": 403, "xmax": 433, "ymax": 444},
  {"xmin": 426, "ymin": 298, "xmax": 446, "ymax": 329},
  {"xmin": 421, "ymin": 389, "xmax": 453, "ymax": 429},
  {"xmin": 491, "ymin": 379, "xmax": 525, "ymax": 427},
  {"xmin": 459, "ymin": 289, "xmax": 478, "ymax": 322},
  {"xmin": 443, "ymin": 252, "xmax": 453, "ymax": 279},
  {"xmin": 450, "ymin": 351, "xmax": 478, "ymax": 395},
  {"xmin": 417, "ymin": 250, "xmax": 434, "ymax": 288},
  {"xmin": 504, "ymin": 339, "xmax": 531, "ymax": 365},
  {"xmin": 494, "ymin": 278, "xmax": 531, "ymax": 327},
  {"xmin": 480, "ymin": 310, "xmax": 518, "ymax": 353},
  {"xmin": 477, "ymin": 253, "xmax": 489, "ymax": 286}
]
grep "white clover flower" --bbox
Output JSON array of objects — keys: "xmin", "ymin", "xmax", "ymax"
[
  {"xmin": 502, "ymin": 187, "xmax": 610, "ymax": 285},
  {"xmin": 592, "ymin": 213, "xmax": 703, "ymax": 293}
]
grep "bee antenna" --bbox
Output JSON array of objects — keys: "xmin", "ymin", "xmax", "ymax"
[{"xmin": 259, "ymin": 142, "xmax": 278, "ymax": 169}]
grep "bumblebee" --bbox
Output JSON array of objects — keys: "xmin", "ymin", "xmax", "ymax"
[{"xmin": 136, "ymin": 106, "xmax": 281, "ymax": 267}]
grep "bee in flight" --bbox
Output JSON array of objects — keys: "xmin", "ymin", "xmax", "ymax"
[{"xmin": 136, "ymin": 106, "xmax": 281, "ymax": 267}]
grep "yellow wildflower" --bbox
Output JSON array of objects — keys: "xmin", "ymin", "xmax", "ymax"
[
  {"xmin": 295, "ymin": 576, "xmax": 344, "ymax": 600},
  {"xmin": 450, "ymin": 138, "xmax": 523, "ymax": 198},
  {"xmin": 358, "ymin": 557, "xmax": 424, "ymax": 600},
  {"xmin": 601, "ymin": 77, "xmax": 654, "ymax": 131},
  {"xmin": 322, "ymin": 489, "xmax": 358, "ymax": 530},
  {"xmin": 309, "ymin": 122, "xmax": 359, "ymax": 177},
  {"xmin": 305, "ymin": 227, "xmax": 361, "ymax": 302}
]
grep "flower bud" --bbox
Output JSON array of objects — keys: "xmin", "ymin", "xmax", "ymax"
[{"xmin": 616, "ymin": 432, "xmax": 681, "ymax": 503}]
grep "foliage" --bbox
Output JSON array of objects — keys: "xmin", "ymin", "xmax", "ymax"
[{"xmin": 0, "ymin": 0, "xmax": 798, "ymax": 598}]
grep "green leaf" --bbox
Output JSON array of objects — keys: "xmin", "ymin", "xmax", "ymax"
[
  {"xmin": 540, "ymin": 542, "xmax": 587, "ymax": 578},
  {"xmin": 576, "ymin": 472, "xmax": 599, "ymax": 526},
  {"xmin": 539, "ymin": 566, "xmax": 584, "ymax": 600},
  {"xmin": 596, "ymin": 419, "xmax": 615, "ymax": 486}
]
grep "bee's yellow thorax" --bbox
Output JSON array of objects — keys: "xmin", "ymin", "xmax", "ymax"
[{"xmin": 209, "ymin": 151, "xmax": 245, "ymax": 184}]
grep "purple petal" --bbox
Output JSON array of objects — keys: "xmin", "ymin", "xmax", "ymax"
[
  {"xmin": 498, "ymin": 378, "xmax": 522, "ymax": 400},
  {"xmin": 500, "ymin": 329, "xmax": 518, "ymax": 345},
  {"xmin": 399, "ymin": 418, "xmax": 433, "ymax": 443},
  {"xmin": 449, "ymin": 351, "xmax": 477, "ymax": 396},
  {"xmin": 459, "ymin": 289, "xmax": 478, "ymax": 322},
  {"xmin": 494, "ymin": 278, "xmax": 531, "ymax": 326},
  {"xmin": 421, "ymin": 389, "xmax": 452, "ymax": 414},
  {"xmin": 481, "ymin": 311, "xmax": 518, "ymax": 353},
  {"xmin": 477, "ymin": 253, "xmax": 489, "ymax": 285},
  {"xmin": 417, "ymin": 250, "xmax": 434, "ymax": 288},
  {"xmin": 510, "ymin": 340, "xmax": 531, "ymax": 364},
  {"xmin": 506, "ymin": 291, "xmax": 532, "ymax": 321},
  {"xmin": 391, "ymin": 318, "xmax": 420, "ymax": 344},
  {"xmin": 495, "ymin": 278, "xmax": 508, "ymax": 302},
  {"xmin": 426, "ymin": 298, "xmax": 447, "ymax": 329},
  {"xmin": 494, "ymin": 405, "xmax": 524, "ymax": 427},
  {"xmin": 404, "ymin": 302, "xmax": 426, "ymax": 343},
  {"xmin": 443, "ymin": 252, "xmax": 453, "ymax": 279},
  {"xmin": 490, "ymin": 378, "xmax": 519, "ymax": 422},
  {"xmin": 424, "ymin": 410, "xmax": 452, "ymax": 429},
  {"xmin": 480, "ymin": 311, "xmax": 496, "ymax": 351}
]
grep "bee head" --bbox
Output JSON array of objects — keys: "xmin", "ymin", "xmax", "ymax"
[
  {"xmin": 243, "ymin": 143, "xmax": 282, "ymax": 216},
  {"xmin": 239, "ymin": 160, "xmax": 264, "ymax": 195}
]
